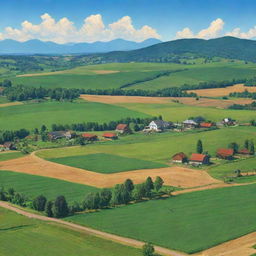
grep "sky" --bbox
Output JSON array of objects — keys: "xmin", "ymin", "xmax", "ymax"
[{"xmin": 0, "ymin": 0, "xmax": 256, "ymax": 43}]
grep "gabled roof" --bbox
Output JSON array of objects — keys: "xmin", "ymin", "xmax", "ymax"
[
  {"xmin": 172, "ymin": 152, "xmax": 187, "ymax": 160},
  {"xmin": 103, "ymin": 132, "xmax": 117, "ymax": 138},
  {"xmin": 200, "ymin": 122, "xmax": 213, "ymax": 128},
  {"xmin": 190, "ymin": 153, "xmax": 208, "ymax": 162},
  {"xmin": 183, "ymin": 120, "xmax": 198, "ymax": 125},
  {"xmin": 116, "ymin": 124, "xmax": 128, "ymax": 130},
  {"xmin": 217, "ymin": 148, "xmax": 234, "ymax": 157},
  {"xmin": 82, "ymin": 133, "xmax": 97, "ymax": 138},
  {"xmin": 238, "ymin": 148, "xmax": 250, "ymax": 154},
  {"xmin": 150, "ymin": 120, "xmax": 170, "ymax": 127}
]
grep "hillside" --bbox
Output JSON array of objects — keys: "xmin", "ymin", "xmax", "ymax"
[{"xmin": 99, "ymin": 36, "xmax": 256, "ymax": 62}]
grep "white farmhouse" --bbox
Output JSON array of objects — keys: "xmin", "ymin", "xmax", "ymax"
[{"xmin": 145, "ymin": 120, "xmax": 171, "ymax": 132}]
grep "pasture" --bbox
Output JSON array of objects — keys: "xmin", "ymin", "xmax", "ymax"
[
  {"xmin": 6, "ymin": 61, "xmax": 256, "ymax": 90},
  {"xmin": 0, "ymin": 152, "xmax": 24, "ymax": 162},
  {"xmin": 49, "ymin": 153, "xmax": 167, "ymax": 173},
  {"xmin": 0, "ymin": 170, "xmax": 98, "ymax": 203},
  {"xmin": 38, "ymin": 126, "xmax": 256, "ymax": 179},
  {"xmin": 67, "ymin": 183, "xmax": 256, "ymax": 254},
  {"xmin": 0, "ymin": 207, "xmax": 141, "ymax": 256},
  {"xmin": 0, "ymin": 100, "xmax": 149, "ymax": 130}
]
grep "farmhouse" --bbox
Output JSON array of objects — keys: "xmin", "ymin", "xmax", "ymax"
[
  {"xmin": 145, "ymin": 120, "xmax": 171, "ymax": 132},
  {"xmin": 82, "ymin": 133, "xmax": 98, "ymax": 141},
  {"xmin": 183, "ymin": 120, "xmax": 198, "ymax": 128},
  {"xmin": 238, "ymin": 148, "xmax": 250, "ymax": 155},
  {"xmin": 48, "ymin": 131, "xmax": 75, "ymax": 140},
  {"xmin": 3, "ymin": 142, "xmax": 16, "ymax": 150},
  {"xmin": 217, "ymin": 148, "xmax": 234, "ymax": 159},
  {"xmin": 172, "ymin": 152, "xmax": 188, "ymax": 163},
  {"xmin": 103, "ymin": 132, "xmax": 118, "ymax": 140},
  {"xmin": 222, "ymin": 118, "xmax": 236, "ymax": 126},
  {"xmin": 200, "ymin": 122, "xmax": 215, "ymax": 128},
  {"xmin": 189, "ymin": 153, "xmax": 210, "ymax": 165},
  {"xmin": 115, "ymin": 124, "xmax": 131, "ymax": 134}
]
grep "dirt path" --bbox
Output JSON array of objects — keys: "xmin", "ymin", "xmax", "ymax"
[
  {"xmin": 0, "ymin": 153, "xmax": 220, "ymax": 188},
  {"xmin": 0, "ymin": 201, "xmax": 187, "ymax": 256},
  {"xmin": 187, "ymin": 84, "xmax": 256, "ymax": 97},
  {"xmin": 0, "ymin": 102, "xmax": 23, "ymax": 107}
]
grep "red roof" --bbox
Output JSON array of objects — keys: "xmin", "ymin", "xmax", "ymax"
[
  {"xmin": 200, "ymin": 122, "xmax": 214, "ymax": 128},
  {"xmin": 238, "ymin": 148, "xmax": 250, "ymax": 154},
  {"xmin": 217, "ymin": 148, "xmax": 234, "ymax": 157},
  {"xmin": 116, "ymin": 124, "xmax": 128, "ymax": 130},
  {"xmin": 82, "ymin": 133, "xmax": 97, "ymax": 138},
  {"xmin": 190, "ymin": 153, "xmax": 208, "ymax": 162},
  {"xmin": 172, "ymin": 152, "xmax": 187, "ymax": 161},
  {"xmin": 103, "ymin": 132, "xmax": 117, "ymax": 138}
]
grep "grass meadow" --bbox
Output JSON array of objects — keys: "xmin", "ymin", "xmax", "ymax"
[
  {"xmin": 38, "ymin": 126, "xmax": 256, "ymax": 179},
  {"xmin": 48, "ymin": 153, "xmax": 167, "ymax": 173},
  {"xmin": 0, "ymin": 152, "xmax": 24, "ymax": 162},
  {"xmin": 0, "ymin": 100, "xmax": 149, "ymax": 130},
  {"xmin": 0, "ymin": 207, "xmax": 141, "ymax": 256},
  {"xmin": 0, "ymin": 170, "xmax": 98, "ymax": 203},
  {"xmin": 67, "ymin": 183, "xmax": 256, "ymax": 253}
]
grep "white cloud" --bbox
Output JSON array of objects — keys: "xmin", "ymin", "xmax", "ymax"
[
  {"xmin": 0, "ymin": 13, "xmax": 160, "ymax": 43},
  {"xmin": 175, "ymin": 18, "xmax": 225, "ymax": 39},
  {"xmin": 226, "ymin": 26, "xmax": 256, "ymax": 39}
]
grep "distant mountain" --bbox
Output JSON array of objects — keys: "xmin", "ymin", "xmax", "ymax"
[
  {"xmin": 99, "ymin": 36, "xmax": 256, "ymax": 62},
  {"xmin": 0, "ymin": 38, "xmax": 162, "ymax": 54}
]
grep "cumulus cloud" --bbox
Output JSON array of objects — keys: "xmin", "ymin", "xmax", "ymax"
[
  {"xmin": 175, "ymin": 18, "xmax": 225, "ymax": 39},
  {"xmin": 226, "ymin": 26, "xmax": 256, "ymax": 39},
  {"xmin": 0, "ymin": 13, "xmax": 160, "ymax": 43}
]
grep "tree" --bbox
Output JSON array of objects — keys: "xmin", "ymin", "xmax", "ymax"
[
  {"xmin": 244, "ymin": 139, "xmax": 249, "ymax": 149},
  {"xmin": 196, "ymin": 139, "xmax": 203, "ymax": 154},
  {"xmin": 99, "ymin": 189, "xmax": 112, "ymax": 208},
  {"xmin": 52, "ymin": 195, "xmax": 69, "ymax": 218},
  {"xmin": 142, "ymin": 243, "xmax": 155, "ymax": 256},
  {"xmin": 250, "ymin": 140, "xmax": 255, "ymax": 155},
  {"xmin": 228, "ymin": 142, "xmax": 239, "ymax": 153},
  {"xmin": 124, "ymin": 179, "xmax": 134, "ymax": 193},
  {"xmin": 154, "ymin": 176, "xmax": 164, "ymax": 192},
  {"xmin": 33, "ymin": 195, "xmax": 47, "ymax": 211},
  {"xmin": 134, "ymin": 124, "xmax": 140, "ymax": 132},
  {"xmin": 132, "ymin": 183, "xmax": 146, "ymax": 201},
  {"xmin": 83, "ymin": 192, "xmax": 101, "ymax": 210},
  {"xmin": 145, "ymin": 177, "xmax": 154, "ymax": 197},
  {"xmin": 45, "ymin": 201, "xmax": 53, "ymax": 217}
]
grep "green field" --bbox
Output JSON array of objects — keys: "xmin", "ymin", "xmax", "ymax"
[
  {"xmin": 0, "ymin": 152, "xmax": 24, "ymax": 162},
  {"xmin": 118, "ymin": 102, "xmax": 256, "ymax": 123},
  {"xmin": 38, "ymin": 126, "xmax": 256, "ymax": 179},
  {"xmin": 0, "ymin": 207, "xmax": 141, "ymax": 256},
  {"xmin": 0, "ymin": 100, "xmax": 149, "ymax": 130},
  {"xmin": 7, "ymin": 61, "xmax": 256, "ymax": 90},
  {"xmin": 49, "ymin": 153, "xmax": 167, "ymax": 173},
  {"xmin": 0, "ymin": 170, "xmax": 98, "ymax": 203},
  {"xmin": 67, "ymin": 184, "xmax": 256, "ymax": 253}
]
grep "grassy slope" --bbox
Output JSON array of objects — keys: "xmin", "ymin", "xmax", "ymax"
[
  {"xmin": 8, "ymin": 62, "xmax": 256, "ymax": 90},
  {"xmin": 0, "ymin": 100, "xmax": 150, "ymax": 130},
  {"xmin": 38, "ymin": 126, "xmax": 256, "ymax": 178},
  {"xmin": 117, "ymin": 102, "xmax": 256, "ymax": 123},
  {"xmin": 67, "ymin": 184, "xmax": 256, "ymax": 254},
  {"xmin": 0, "ymin": 207, "xmax": 141, "ymax": 256},
  {"xmin": 48, "ymin": 153, "xmax": 167, "ymax": 173},
  {"xmin": 0, "ymin": 170, "xmax": 98, "ymax": 203},
  {"xmin": 0, "ymin": 152, "xmax": 24, "ymax": 162}
]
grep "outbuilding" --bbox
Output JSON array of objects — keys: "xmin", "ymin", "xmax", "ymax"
[
  {"xmin": 217, "ymin": 148, "xmax": 234, "ymax": 160},
  {"xmin": 82, "ymin": 133, "xmax": 98, "ymax": 141},
  {"xmin": 189, "ymin": 153, "xmax": 210, "ymax": 165},
  {"xmin": 172, "ymin": 152, "xmax": 188, "ymax": 163},
  {"xmin": 103, "ymin": 132, "xmax": 118, "ymax": 140},
  {"xmin": 115, "ymin": 124, "xmax": 131, "ymax": 134}
]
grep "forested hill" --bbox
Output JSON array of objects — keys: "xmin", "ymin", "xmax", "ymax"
[{"xmin": 99, "ymin": 37, "xmax": 256, "ymax": 62}]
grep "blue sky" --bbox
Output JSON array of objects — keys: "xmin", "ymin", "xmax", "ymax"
[{"xmin": 0, "ymin": 0, "xmax": 256, "ymax": 43}]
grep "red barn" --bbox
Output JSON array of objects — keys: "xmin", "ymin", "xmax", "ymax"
[
  {"xmin": 200, "ymin": 122, "xmax": 214, "ymax": 128},
  {"xmin": 103, "ymin": 132, "xmax": 118, "ymax": 140},
  {"xmin": 82, "ymin": 133, "xmax": 98, "ymax": 141},
  {"xmin": 115, "ymin": 124, "xmax": 131, "ymax": 134},
  {"xmin": 189, "ymin": 153, "xmax": 210, "ymax": 165},
  {"xmin": 172, "ymin": 152, "xmax": 188, "ymax": 163},
  {"xmin": 217, "ymin": 148, "xmax": 234, "ymax": 159}
]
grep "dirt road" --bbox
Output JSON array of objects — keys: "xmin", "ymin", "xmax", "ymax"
[
  {"xmin": 0, "ymin": 201, "xmax": 187, "ymax": 256},
  {"xmin": 0, "ymin": 153, "xmax": 220, "ymax": 188}
]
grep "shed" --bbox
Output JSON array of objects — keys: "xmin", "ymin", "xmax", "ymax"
[
  {"xmin": 217, "ymin": 148, "xmax": 234, "ymax": 159},
  {"xmin": 172, "ymin": 152, "xmax": 188, "ymax": 163}
]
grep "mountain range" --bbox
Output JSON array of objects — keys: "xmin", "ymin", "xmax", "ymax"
[
  {"xmin": 0, "ymin": 38, "xmax": 162, "ymax": 54},
  {"xmin": 100, "ymin": 36, "xmax": 256, "ymax": 62}
]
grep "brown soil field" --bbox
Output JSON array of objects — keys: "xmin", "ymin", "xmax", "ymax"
[
  {"xmin": 195, "ymin": 232, "xmax": 256, "ymax": 256},
  {"xmin": 0, "ymin": 153, "xmax": 219, "ymax": 188},
  {"xmin": 81, "ymin": 94, "xmax": 253, "ymax": 108},
  {"xmin": 187, "ymin": 84, "xmax": 256, "ymax": 97},
  {"xmin": 0, "ymin": 102, "xmax": 23, "ymax": 107}
]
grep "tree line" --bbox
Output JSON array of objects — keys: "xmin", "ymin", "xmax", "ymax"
[
  {"xmin": 3, "ymin": 85, "xmax": 80, "ymax": 102},
  {"xmin": 229, "ymin": 90, "xmax": 256, "ymax": 99},
  {"xmin": 228, "ymin": 101, "xmax": 256, "ymax": 110},
  {"xmin": 0, "ymin": 129, "xmax": 30, "ymax": 144},
  {"xmin": 0, "ymin": 176, "xmax": 173, "ymax": 219}
]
